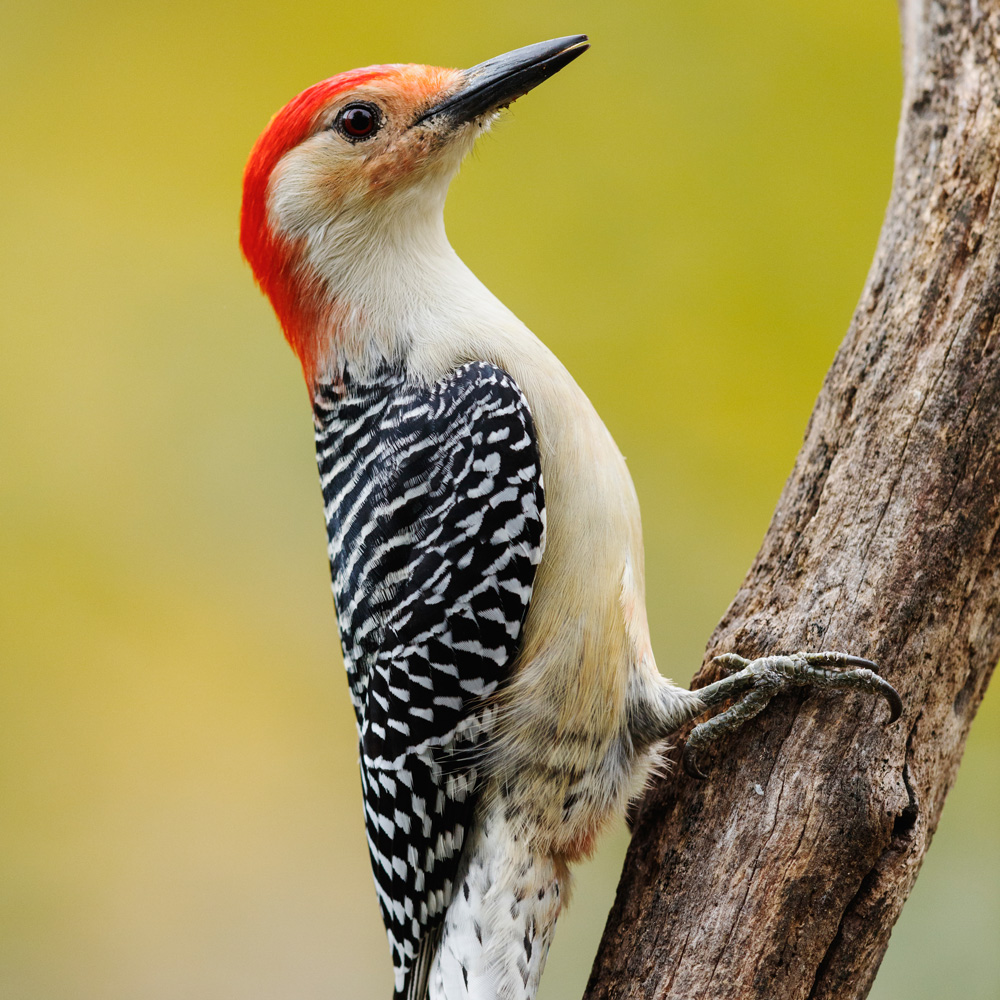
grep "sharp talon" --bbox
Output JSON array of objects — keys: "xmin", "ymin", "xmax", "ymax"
[
  {"xmin": 683, "ymin": 745, "xmax": 709, "ymax": 780},
  {"xmin": 840, "ymin": 655, "xmax": 879, "ymax": 672},
  {"xmin": 682, "ymin": 650, "xmax": 902, "ymax": 778},
  {"xmin": 881, "ymin": 682, "xmax": 903, "ymax": 724}
]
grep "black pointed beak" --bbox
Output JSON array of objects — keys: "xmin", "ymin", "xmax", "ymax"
[{"xmin": 414, "ymin": 35, "xmax": 589, "ymax": 127}]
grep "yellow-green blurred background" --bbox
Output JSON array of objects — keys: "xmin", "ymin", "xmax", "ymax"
[{"xmin": 3, "ymin": 1, "xmax": 997, "ymax": 998}]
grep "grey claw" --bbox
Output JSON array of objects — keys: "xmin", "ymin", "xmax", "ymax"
[
  {"xmin": 682, "ymin": 745, "xmax": 709, "ymax": 781},
  {"xmin": 839, "ymin": 655, "xmax": 879, "ymax": 671},
  {"xmin": 682, "ymin": 685, "xmax": 777, "ymax": 780},
  {"xmin": 876, "ymin": 677, "xmax": 903, "ymax": 724},
  {"xmin": 683, "ymin": 650, "xmax": 903, "ymax": 780},
  {"xmin": 798, "ymin": 652, "xmax": 902, "ymax": 721}
]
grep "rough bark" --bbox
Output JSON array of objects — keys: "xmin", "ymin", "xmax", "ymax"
[{"xmin": 584, "ymin": 3, "xmax": 1000, "ymax": 998}]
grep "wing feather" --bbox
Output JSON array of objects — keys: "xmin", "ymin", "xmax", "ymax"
[{"xmin": 314, "ymin": 361, "xmax": 545, "ymax": 997}]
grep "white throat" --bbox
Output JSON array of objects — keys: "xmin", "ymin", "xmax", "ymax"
[{"xmin": 271, "ymin": 170, "xmax": 525, "ymax": 384}]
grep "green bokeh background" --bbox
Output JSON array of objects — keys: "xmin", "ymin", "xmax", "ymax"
[{"xmin": 3, "ymin": 2, "xmax": 997, "ymax": 998}]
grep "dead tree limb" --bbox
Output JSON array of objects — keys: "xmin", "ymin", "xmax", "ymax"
[{"xmin": 584, "ymin": 3, "xmax": 1000, "ymax": 998}]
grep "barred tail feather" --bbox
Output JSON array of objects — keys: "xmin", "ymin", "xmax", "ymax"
[{"xmin": 429, "ymin": 801, "xmax": 564, "ymax": 1000}]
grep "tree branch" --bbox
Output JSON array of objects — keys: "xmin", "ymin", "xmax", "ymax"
[{"xmin": 584, "ymin": 3, "xmax": 1000, "ymax": 997}]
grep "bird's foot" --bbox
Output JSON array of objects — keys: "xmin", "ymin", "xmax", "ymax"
[{"xmin": 683, "ymin": 651, "xmax": 902, "ymax": 779}]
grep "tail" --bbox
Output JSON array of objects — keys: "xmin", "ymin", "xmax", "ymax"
[
  {"xmin": 426, "ymin": 801, "xmax": 565, "ymax": 1000},
  {"xmin": 400, "ymin": 925, "xmax": 442, "ymax": 1000}
]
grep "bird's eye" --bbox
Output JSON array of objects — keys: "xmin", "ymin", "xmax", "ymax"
[{"xmin": 336, "ymin": 102, "xmax": 382, "ymax": 141}]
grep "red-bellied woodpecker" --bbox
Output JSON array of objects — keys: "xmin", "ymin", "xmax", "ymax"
[{"xmin": 240, "ymin": 35, "xmax": 901, "ymax": 1000}]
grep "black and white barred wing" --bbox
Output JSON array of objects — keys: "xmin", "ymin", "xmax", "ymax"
[{"xmin": 313, "ymin": 362, "xmax": 545, "ymax": 997}]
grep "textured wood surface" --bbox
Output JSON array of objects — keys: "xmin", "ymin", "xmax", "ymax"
[{"xmin": 584, "ymin": 3, "xmax": 1000, "ymax": 997}]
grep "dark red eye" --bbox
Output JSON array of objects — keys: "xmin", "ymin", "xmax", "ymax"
[{"xmin": 338, "ymin": 103, "xmax": 381, "ymax": 141}]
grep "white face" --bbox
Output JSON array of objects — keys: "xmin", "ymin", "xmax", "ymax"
[
  {"xmin": 255, "ymin": 65, "xmax": 510, "ymax": 383},
  {"xmin": 266, "ymin": 67, "xmax": 482, "ymax": 243},
  {"xmin": 241, "ymin": 38, "xmax": 588, "ymax": 385}
]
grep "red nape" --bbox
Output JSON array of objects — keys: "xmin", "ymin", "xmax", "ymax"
[{"xmin": 239, "ymin": 67, "xmax": 392, "ymax": 384}]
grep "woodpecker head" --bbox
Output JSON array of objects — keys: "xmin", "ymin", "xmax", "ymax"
[{"xmin": 240, "ymin": 35, "xmax": 589, "ymax": 386}]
